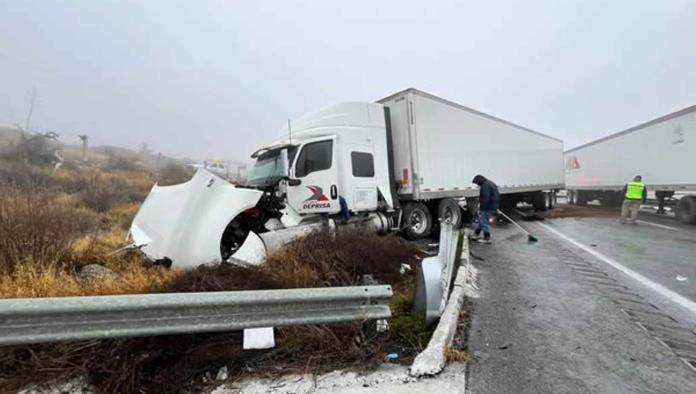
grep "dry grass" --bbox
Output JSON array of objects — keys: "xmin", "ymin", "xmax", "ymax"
[
  {"xmin": 164, "ymin": 228, "xmax": 418, "ymax": 293},
  {"xmin": 0, "ymin": 186, "xmax": 100, "ymax": 274},
  {"xmin": 0, "ymin": 258, "xmax": 185, "ymax": 299},
  {"xmin": 0, "ymin": 159, "xmax": 165, "ymax": 298},
  {"xmin": 446, "ymin": 349, "xmax": 468, "ymax": 362}
]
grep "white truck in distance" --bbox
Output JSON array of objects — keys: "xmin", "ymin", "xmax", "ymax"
[
  {"xmin": 565, "ymin": 105, "xmax": 696, "ymax": 224},
  {"xmin": 129, "ymin": 89, "xmax": 564, "ymax": 267}
]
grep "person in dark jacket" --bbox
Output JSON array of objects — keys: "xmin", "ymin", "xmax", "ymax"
[{"xmin": 472, "ymin": 174, "xmax": 500, "ymax": 244}]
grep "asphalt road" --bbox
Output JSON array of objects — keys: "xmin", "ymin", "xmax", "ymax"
[
  {"xmin": 541, "ymin": 207, "xmax": 696, "ymax": 325},
  {"xmin": 466, "ymin": 208, "xmax": 696, "ymax": 393}
]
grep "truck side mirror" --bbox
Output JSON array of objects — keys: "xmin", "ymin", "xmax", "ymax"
[{"xmin": 288, "ymin": 178, "xmax": 301, "ymax": 186}]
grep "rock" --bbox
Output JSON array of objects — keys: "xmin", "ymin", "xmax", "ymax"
[
  {"xmin": 77, "ymin": 264, "xmax": 117, "ymax": 281},
  {"xmin": 18, "ymin": 377, "xmax": 93, "ymax": 394},
  {"xmin": 216, "ymin": 366, "xmax": 229, "ymax": 381},
  {"xmin": 473, "ymin": 350, "xmax": 490, "ymax": 361},
  {"xmin": 375, "ymin": 319, "xmax": 390, "ymax": 333},
  {"xmin": 360, "ymin": 274, "xmax": 379, "ymax": 286}
]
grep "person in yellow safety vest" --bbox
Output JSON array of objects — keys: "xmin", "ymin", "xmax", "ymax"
[{"xmin": 620, "ymin": 175, "xmax": 647, "ymax": 224}]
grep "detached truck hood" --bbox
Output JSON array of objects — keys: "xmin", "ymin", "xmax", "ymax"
[{"xmin": 128, "ymin": 169, "xmax": 263, "ymax": 268}]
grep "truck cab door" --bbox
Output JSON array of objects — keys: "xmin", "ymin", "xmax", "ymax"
[{"xmin": 287, "ymin": 136, "xmax": 341, "ymax": 214}]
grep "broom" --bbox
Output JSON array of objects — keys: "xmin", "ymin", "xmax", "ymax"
[{"xmin": 496, "ymin": 209, "xmax": 538, "ymax": 242}]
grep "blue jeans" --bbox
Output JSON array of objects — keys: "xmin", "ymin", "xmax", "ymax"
[{"xmin": 475, "ymin": 210, "xmax": 494, "ymax": 235}]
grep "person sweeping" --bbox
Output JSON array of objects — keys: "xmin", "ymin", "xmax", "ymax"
[{"xmin": 472, "ymin": 174, "xmax": 500, "ymax": 244}]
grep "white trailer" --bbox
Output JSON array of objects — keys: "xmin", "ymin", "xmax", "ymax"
[
  {"xmin": 379, "ymin": 90, "xmax": 563, "ymax": 199},
  {"xmin": 378, "ymin": 89, "xmax": 564, "ymax": 236},
  {"xmin": 565, "ymin": 105, "xmax": 696, "ymax": 224}
]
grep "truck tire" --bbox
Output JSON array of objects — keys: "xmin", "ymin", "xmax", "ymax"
[
  {"xmin": 676, "ymin": 196, "xmax": 696, "ymax": 224},
  {"xmin": 438, "ymin": 198, "xmax": 463, "ymax": 228},
  {"xmin": 532, "ymin": 192, "xmax": 547, "ymax": 211},
  {"xmin": 605, "ymin": 192, "xmax": 623, "ymax": 207},
  {"xmin": 576, "ymin": 191, "xmax": 588, "ymax": 206},
  {"xmin": 403, "ymin": 202, "xmax": 433, "ymax": 239}
]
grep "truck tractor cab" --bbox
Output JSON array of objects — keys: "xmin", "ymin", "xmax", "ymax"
[{"xmin": 247, "ymin": 102, "xmax": 396, "ymax": 223}]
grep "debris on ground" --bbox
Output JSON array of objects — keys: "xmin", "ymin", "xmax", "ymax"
[
  {"xmin": 216, "ymin": 366, "xmax": 230, "ymax": 381},
  {"xmin": 76, "ymin": 264, "xmax": 118, "ymax": 282},
  {"xmin": 384, "ymin": 352, "xmax": 399, "ymax": 362}
]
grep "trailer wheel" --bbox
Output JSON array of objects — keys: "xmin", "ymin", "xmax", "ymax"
[
  {"xmin": 676, "ymin": 196, "xmax": 696, "ymax": 224},
  {"xmin": 576, "ymin": 191, "xmax": 588, "ymax": 206},
  {"xmin": 532, "ymin": 192, "xmax": 547, "ymax": 212},
  {"xmin": 547, "ymin": 191, "xmax": 557, "ymax": 210},
  {"xmin": 403, "ymin": 202, "xmax": 433, "ymax": 239},
  {"xmin": 599, "ymin": 192, "xmax": 622, "ymax": 207},
  {"xmin": 438, "ymin": 198, "xmax": 463, "ymax": 228}
]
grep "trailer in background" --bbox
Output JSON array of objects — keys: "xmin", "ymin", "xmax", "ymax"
[{"xmin": 564, "ymin": 105, "xmax": 696, "ymax": 224}]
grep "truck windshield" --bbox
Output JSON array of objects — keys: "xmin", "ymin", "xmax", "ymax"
[{"xmin": 248, "ymin": 146, "xmax": 297, "ymax": 187}]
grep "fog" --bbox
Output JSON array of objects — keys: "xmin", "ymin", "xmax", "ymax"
[{"xmin": 1, "ymin": 0, "xmax": 695, "ymax": 161}]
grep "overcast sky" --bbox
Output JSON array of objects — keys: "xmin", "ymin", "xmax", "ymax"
[{"xmin": 1, "ymin": 0, "xmax": 695, "ymax": 161}]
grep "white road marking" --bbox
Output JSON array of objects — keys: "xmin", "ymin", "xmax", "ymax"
[
  {"xmin": 538, "ymin": 222, "xmax": 696, "ymax": 316},
  {"xmin": 636, "ymin": 220, "xmax": 679, "ymax": 231}
]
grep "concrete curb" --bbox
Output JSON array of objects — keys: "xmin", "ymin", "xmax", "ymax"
[{"xmin": 409, "ymin": 230, "xmax": 472, "ymax": 377}]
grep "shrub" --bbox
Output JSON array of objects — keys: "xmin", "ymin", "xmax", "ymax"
[
  {"xmin": 165, "ymin": 227, "xmax": 419, "ymax": 292},
  {"xmin": 0, "ymin": 160, "xmax": 63, "ymax": 189},
  {"xmin": 0, "ymin": 186, "xmax": 99, "ymax": 273},
  {"xmin": 156, "ymin": 163, "xmax": 194, "ymax": 186},
  {"xmin": 262, "ymin": 227, "xmax": 417, "ymax": 288},
  {"xmin": 77, "ymin": 172, "xmax": 131, "ymax": 213},
  {"xmin": 103, "ymin": 154, "xmax": 144, "ymax": 172}
]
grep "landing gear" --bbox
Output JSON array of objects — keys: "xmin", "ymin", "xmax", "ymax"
[{"xmin": 655, "ymin": 191, "xmax": 674, "ymax": 215}]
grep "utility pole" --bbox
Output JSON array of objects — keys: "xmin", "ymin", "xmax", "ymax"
[
  {"xmin": 78, "ymin": 134, "xmax": 89, "ymax": 163},
  {"xmin": 24, "ymin": 88, "xmax": 37, "ymax": 132}
]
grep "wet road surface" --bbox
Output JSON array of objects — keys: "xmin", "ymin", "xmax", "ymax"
[{"xmin": 466, "ymin": 213, "xmax": 696, "ymax": 393}]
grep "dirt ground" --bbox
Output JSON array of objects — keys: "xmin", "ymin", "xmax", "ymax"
[{"xmin": 542, "ymin": 203, "xmax": 621, "ymax": 219}]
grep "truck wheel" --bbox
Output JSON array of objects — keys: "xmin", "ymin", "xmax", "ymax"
[
  {"xmin": 532, "ymin": 192, "xmax": 547, "ymax": 211},
  {"xmin": 599, "ymin": 192, "xmax": 622, "ymax": 207},
  {"xmin": 438, "ymin": 198, "xmax": 463, "ymax": 228},
  {"xmin": 576, "ymin": 191, "xmax": 588, "ymax": 206},
  {"xmin": 546, "ymin": 191, "xmax": 555, "ymax": 210},
  {"xmin": 403, "ymin": 202, "xmax": 433, "ymax": 239},
  {"xmin": 676, "ymin": 196, "xmax": 696, "ymax": 224}
]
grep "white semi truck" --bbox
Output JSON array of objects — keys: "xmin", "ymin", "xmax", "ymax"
[
  {"xmin": 565, "ymin": 105, "xmax": 696, "ymax": 224},
  {"xmin": 130, "ymin": 89, "xmax": 564, "ymax": 267}
]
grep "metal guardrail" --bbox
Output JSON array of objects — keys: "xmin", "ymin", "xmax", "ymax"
[
  {"xmin": 415, "ymin": 220, "xmax": 464, "ymax": 324},
  {"xmin": 0, "ymin": 285, "xmax": 393, "ymax": 346}
]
